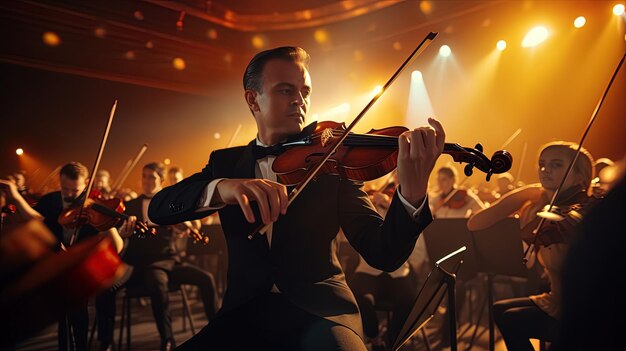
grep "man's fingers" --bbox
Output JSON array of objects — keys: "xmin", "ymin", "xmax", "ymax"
[
  {"xmin": 234, "ymin": 192, "xmax": 255, "ymax": 223},
  {"xmin": 256, "ymin": 180, "xmax": 281, "ymax": 222},
  {"xmin": 246, "ymin": 182, "xmax": 272, "ymax": 225},
  {"xmin": 398, "ymin": 134, "xmax": 410, "ymax": 161},
  {"xmin": 428, "ymin": 117, "xmax": 446, "ymax": 150}
]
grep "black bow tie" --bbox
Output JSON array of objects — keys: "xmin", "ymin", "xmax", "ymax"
[{"xmin": 253, "ymin": 144, "xmax": 286, "ymax": 160}]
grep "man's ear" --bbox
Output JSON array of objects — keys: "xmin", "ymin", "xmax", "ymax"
[{"xmin": 244, "ymin": 90, "xmax": 259, "ymax": 112}]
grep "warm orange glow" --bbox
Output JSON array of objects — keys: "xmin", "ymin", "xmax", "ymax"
[
  {"xmin": 42, "ymin": 32, "xmax": 61, "ymax": 46},
  {"xmin": 16, "ymin": 148, "xmax": 24, "ymax": 156},
  {"xmin": 207, "ymin": 29, "xmax": 218, "ymax": 40},
  {"xmin": 522, "ymin": 26, "xmax": 549, "ymax": 47},
  {"xmin": 393, "ymin": 41, "xmax": 402, "ymax": 50},
  {"xmin": 251, "ymin": 35, "xmax": 267, "ymax": 49},
  {"xmin": 94, "ymin": 27, "xmax": 107, "ymax": 38},
  {"xmin": 163, "ymin": 158, "xmax": 171, "ymax": 165},
  {"xmin": 613, "ymin": 4, "xmax": 625, "ymax": 16},
  {"xmin": 314, "ymin": 29, "xmax": 329, "ymax": 44},
  {"xmin": 124, "ymin": 51, "xmax": 136, "ymax": 60},
  {"xmin": 419, "ymin": 1, "xmax": 433, "ymax": 15},
  {"xmin": 213, "ymin": 132, "xmax": 221, "ymax": 139},
  {"xmin": 574, "ymin": 16, "xmax": 586, "ymax": 28},
  {"xmin": 172, "ymin": 57, "xmax": 186, "ymax": 70}
]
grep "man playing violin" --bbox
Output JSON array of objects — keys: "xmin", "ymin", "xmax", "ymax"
[
  {"xmin": 26, "ymin": 162, "xmax": 127, "ymax": 351},
  {"xmin": 96, "ymin": 162, "xmax": 216, "ymax": 351},
  {"xmin": 148, "ymin": 46, "xmax": 445, "ymax": 350}
]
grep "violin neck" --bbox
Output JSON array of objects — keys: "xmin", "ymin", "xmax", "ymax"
[
  {"xmin": 342, "ymin": 133, "xmax": 458, "ymax": 152},
  {"xmin": 91, "ymin": 202, "xmax": 129, "ymax": 221}
]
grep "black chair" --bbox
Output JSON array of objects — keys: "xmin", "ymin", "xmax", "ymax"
[{"xmin": 118, "ymin": 283, "xmax": 195, "ymax": 351}]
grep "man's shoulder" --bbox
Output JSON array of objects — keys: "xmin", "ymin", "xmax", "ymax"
[
  {"xmin": 211, "ymin": 145, "xmax": 248, "ymax": 159},
  {"xmin": 36, "ymin": 191, "xmax": 61, "ymax": 207}
]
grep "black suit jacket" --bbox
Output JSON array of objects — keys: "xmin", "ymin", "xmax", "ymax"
[
  {"xmin": 122, "ymin": 195, "xmax": 178, "ymax": 271},
  {"xmin": 148, "ymin": 140, "xmax": 433, "ymax": 338}
]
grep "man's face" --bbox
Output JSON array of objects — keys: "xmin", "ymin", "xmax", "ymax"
[
  {"xmin": 142, "ymin": 168, "xmax": 162, "ymax": 196},
  {"xmin": 248, "ymin": 59, "xmax": 311, "ymax": 143},
  {"xmin": 60, "ymin": 175, "xmax": 86, "ymax": 202},
  {"xmin": 437, "ymin": 172, "xmax": 455, "ymax": 194},
  {"xmin": 168, "ymin": 171, "xmax": 183, "ymax": 185},
  {"xmin": 95, "ymin": 175, "xmax": 110, "ymax": 190}
]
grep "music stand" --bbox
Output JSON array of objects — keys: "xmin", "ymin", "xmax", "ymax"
[
  {"xmin": 422, "ymin": 219, "xmax": 479, "ymax": 282},
  {"xmin": 468, "ymin": 217, "xmax": 526, "ymax": 351},
  {"xmin": 390, "ymin": 246, "xmax": 466, "ymax": 351}
]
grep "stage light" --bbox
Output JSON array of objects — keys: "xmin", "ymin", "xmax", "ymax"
[
  {"xmin": 439, "ymin": 45, "xmax": 451, "ymax": 57},
  {"xmin": 16, "ymin": 148, "xmax": 24, "ymax": 156},
  {"xmin": 251, "ymin": 35, "xmax": 267, "ymax": 49},
  {"xmin": 172, "ymin": 57, "xmax": 186, "ymax": 70},
  {"xmin": 213, "ymin": 132, "xmax": 221, "ymax": 139},
  {"xmin": 124, "ymin": 51, "xmax": 136, "ymax": 60},
  {"xmin": 574, "ymin": 16, "xmax": 586, "ymax": 28},
  {"xmin": 133, "ymin": 11, "xmax": 144, "ymax": 21},
  {"xmin": 613, "ymin": 4, "xmax": 625, "ymax": 16},
  {"xmin": 314, "ymin": 29, "xmax": 329, "ymax": 44},
  {"xmin": 42, "ymin": 32, "xmax": 61, "ymax": 46},
  {"xmin": 406, "ymin": 70, "xmax": 435, "ymax": 126},
  {"xmin": 146, "ymin": 40, "xmax": 154, "ymax": 49},
  {"xmin": 371, "ymin": 85, "xmax": 383, "ymax": 97},
  {"xmin": 522, "ymin": 26, "xmax": 549, "ymax": 48},
  {"xmin": 393, "ymin": 41, "xmax": 402, "ymax": 50},
  {"xmin": 94, "ymin": 27, "xmax": 107, "ymax": 38},
  {"xmin": 163, "ymin": 158, "xmax": 171, "ymax": 165},
  {"xmin": 496, "ymin": 40, "xmax": 507, "ymax": 51},
  {"xmin": 419, "ymin": 1, "xmax": 433, "ymax": 15},
  {"xmin": 207, "ymin": 29, "xmax": 218, "ymax": 40}
]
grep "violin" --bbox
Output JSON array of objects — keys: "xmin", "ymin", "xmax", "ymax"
[
  {"xmin": 58, "ymin": 190, "xmax": 156, "ymax": 238},
  {"xmin": 437, "ymin": 189, "xmax": 469, "ymax": 210},
  {"xmin": 520, "ymin": 187, "xmax": 596, "ymax": 247},
  {"xmin": 172, "ymin": 221, "xmax": 209, "ymax": 245},
  {"xmin": 273, "ymin": 121, "xmax": 513, "ymax": 185}
]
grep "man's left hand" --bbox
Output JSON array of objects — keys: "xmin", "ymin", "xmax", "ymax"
[{"xmin": 397, "ymin": 117, "xmax": 445, "ymax": 206}]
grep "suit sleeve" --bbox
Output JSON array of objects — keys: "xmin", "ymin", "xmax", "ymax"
[
  {"xmin": 148, "ymin": 152, "xmax": 218, "ymax": 225},
  {"xmin": 339, "ymin": 179, "xmax": 433, "ymax": 272}
]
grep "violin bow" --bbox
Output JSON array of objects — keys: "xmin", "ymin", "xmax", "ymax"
[
  {"xmin": 110, "ymin": 143, "xmax": 148, "ymax": 197},
  {"xmin": 249, "ymin": 32, "xmax": 439, "ymax": 240},
  {"xmin": 69, "ymin": 100, "xmax": 118, "ymax": 246},
  {"xmin": 522, "ymin": 53, "xmax": 626, "ymax": 263}
]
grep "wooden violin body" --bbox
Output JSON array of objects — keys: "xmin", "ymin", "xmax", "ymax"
[{"xmin": 272, "ymin": 121, "xmax": 513, "ymax": 186}]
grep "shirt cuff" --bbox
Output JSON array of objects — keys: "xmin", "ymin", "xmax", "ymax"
[
  {"xmin": 195, "ymin": 178, "xmax": 227, "ymax": 212},
  {"xmin": 397, "ymin": 187, "xmax": 427, "ymax": 219}
]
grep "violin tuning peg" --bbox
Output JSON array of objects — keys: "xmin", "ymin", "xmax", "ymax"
[
  {"xmin": 486, "ymin": 170, "xmax": 493, "ymax": 182},
  {"xmin": 464, "ymin": 164, "xmax": 474, "ymax": 177},
  {"xmin": 474, "ymin": 143, "xmax": 483, "ymax": 152}
]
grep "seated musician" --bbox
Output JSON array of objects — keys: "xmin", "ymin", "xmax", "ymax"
[
  {"xmin": 467, "ymin": 142, "xmax": 597, "ymax": 351},
  {"xmin": 147, "ymin": 46, "xmax": 444, "ymax": 350},
  {"xmin": 96, "ymin": 162, "xmax": 216, "ymax": 351},
  {"xmin": 5, "ymin": 162, "xmax": 125, "ymax": 351}
]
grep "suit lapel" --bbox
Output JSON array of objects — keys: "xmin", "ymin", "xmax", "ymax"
[{"xmin": 233, "ymin": 140, "xmax": 257, "ymax": 179}]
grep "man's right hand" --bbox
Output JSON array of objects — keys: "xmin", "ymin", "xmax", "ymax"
[{"xmin": 215, "ymin": 179, "xmax": 288, "ymax": 224}]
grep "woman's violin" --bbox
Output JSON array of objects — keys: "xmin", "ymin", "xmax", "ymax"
[
  {"xmin": 520, "ymin": 187, "xmax": 596, "ymax": 247},
  {"xmin": 272, "ymin": 121, "xmax": 513, "ymax": 186},
  {"xmin": 437, "ymin": 189, "xmax": 469, "ymax": 210},
  {"xmin": 58, "ymin": 190, "xmax": 156, "ymax": 238}
]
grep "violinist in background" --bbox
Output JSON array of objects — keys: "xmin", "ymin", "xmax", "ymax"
[
  {"xmin": 590, "ymin": 157, "xmax": 613, "ymax": 198},
  {"xmin": 167, "ymin": 166, "xmax": 184, "ymax": 186},
  {"xmin": 147, "ymin": 46, "xmax": 442, "ymax": 350},
  {"xmin": 94, "ymin": 169, "xmax": 113, "ymax": 199},
  {"xmin": 428, "ymin": 165, "xmax": 485, "ymax": 218},
  {"xmin": 96, "ymin": 162, "xmax": 216, "ymax": 351},
  {"xmin": 30, "ymin": 162, "xmax": 127, "ymax": 351},
  {"xmin": 467, "ymin": 142, "xmax": 597, "ymax": 351},
  {"xmin": 496, "ymin": 172, "xmax": 516, "ymax": 196},
  {"xmin": 0, "ymin": 178, "xmax": 44, "ymax": 231}
]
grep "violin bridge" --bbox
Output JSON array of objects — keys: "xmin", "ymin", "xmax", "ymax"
[{"xmin": 321, "ymin": 128, "xmax": 334, "ymax": 147}]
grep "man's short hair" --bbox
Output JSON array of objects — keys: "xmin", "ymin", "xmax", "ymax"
[
  {"xmin": 438, "ymin": 165, "xmax": 458, "ymax": 179},
  {"xmin": 60, "ymin": 162, "xmax": 89, "ymax": 180},
  {"xmin": 168, "ymin": 166, "xmax": 182, "ymax": 175},
  {"xmin": 144, "ymin": 162, "xmax": 165, "ymax": 180},
  {"xmin": 243, "ymin": 46, "xmax": 310, "ymax": 92}
]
